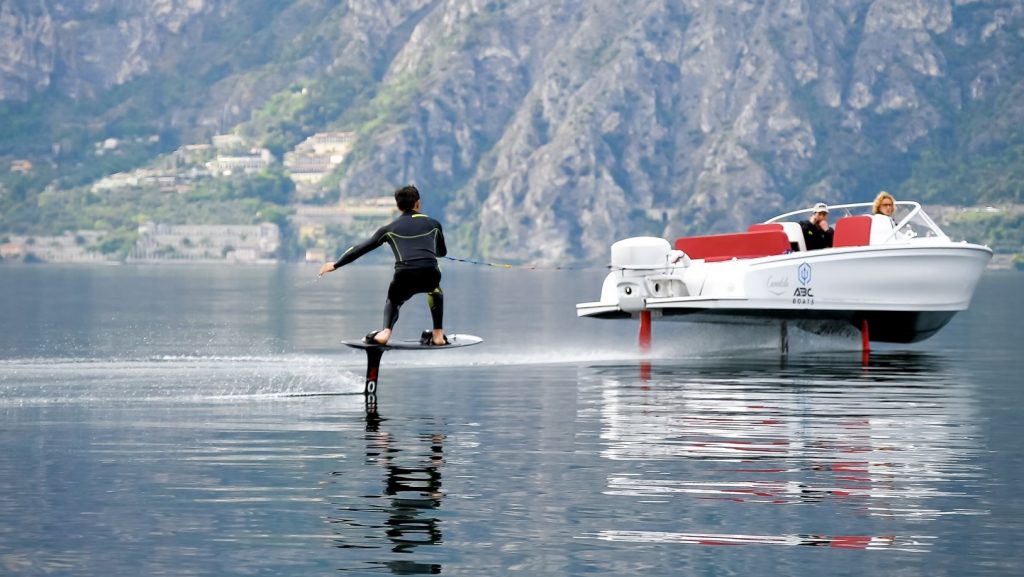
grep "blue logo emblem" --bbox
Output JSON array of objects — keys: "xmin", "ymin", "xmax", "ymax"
[{"xmin": 798, "ymin": 262, "xmax": 812, "ymax": 286}]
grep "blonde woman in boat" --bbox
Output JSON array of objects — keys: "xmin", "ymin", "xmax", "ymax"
[
  {"xmin": 873, "ymin": 191, "xmax": 897, "ymax": 219},
  {"xmin": 870, "ymin": 191, "xmax": 902, "ymax": 243}
]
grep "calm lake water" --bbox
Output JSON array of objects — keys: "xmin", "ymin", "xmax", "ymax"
[{"xmin": 1, "ymin": 263, "xmax": 1023, "ymax": 576}]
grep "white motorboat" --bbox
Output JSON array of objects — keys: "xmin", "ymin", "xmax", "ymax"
[{"xmin": 576, "ymin": 201, "xmax": 992, "ymax": 344}]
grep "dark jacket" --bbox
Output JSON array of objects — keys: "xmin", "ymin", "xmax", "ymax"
[
  {"xmin": 334, "ymin": 211, "xmax": 447, "ymax": 270},
  {"xmin": 799, "ymin": 219, "xmax": 834, "ymax": 250}
]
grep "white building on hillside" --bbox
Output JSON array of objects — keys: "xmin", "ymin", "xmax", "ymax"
[
  {"xmin": 284, "ymin": 131, "xmax": 356, "ymax": 198},
  {"xmin": 130, "ymin": 222, "xmax": 280, "ymax": 263},
  {"xmin": 206, "ymin": 149, "xmax": 275, "ymax": 176}
]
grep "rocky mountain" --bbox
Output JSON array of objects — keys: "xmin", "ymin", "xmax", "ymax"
[{"xmin": 2, "ymin": 0, "xmax": 1022, "ymax": 263}]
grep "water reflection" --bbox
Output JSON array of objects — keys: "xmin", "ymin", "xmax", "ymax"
[
  {"xmin": 593, "ymin": 529, "xmax": 930, "ymax": 551},
  {"xmin": 330, "ymin": 412, "xmax": 445, "ymax": 575},
  {"xmin": 581, "ymin": 352, "xmax": 989, "ymax": 552}
]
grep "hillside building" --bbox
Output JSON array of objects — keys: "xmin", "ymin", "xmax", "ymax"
[
  {"xmin": 9, "ymin": 160, "xmax": 32, "ymax": 174},
  {"xmin": 3, "ymin": 231, "xmax": 114, "ymax": 263},
  {"xmin": 284, "ymin": 131, "xmax": 355, "ymax": 199},
  {"xmin": 130, "ymin": 222, "xmax": 280, "ymax": 263},
  {"xmin": 206, "ymin": 149, "xmax": 275, "ymax": 176}
]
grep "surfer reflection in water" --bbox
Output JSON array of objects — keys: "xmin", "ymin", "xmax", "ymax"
[{"xmin": 341, "ymin": 415, "xmax": 445, "ymax": 574}]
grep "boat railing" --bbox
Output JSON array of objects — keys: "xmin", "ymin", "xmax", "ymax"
[{"xmin": 765, "ymin": 201, "xmax": 948, "ymax": 244}]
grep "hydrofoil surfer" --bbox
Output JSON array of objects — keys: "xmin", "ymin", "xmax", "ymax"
[{"xmin": 319, "ymin": 185, "xmax": 448, "ymax": 346}]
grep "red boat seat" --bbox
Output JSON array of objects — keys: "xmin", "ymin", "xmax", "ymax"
[
  {"xmin": 674, "ymin": 230, "xmax": 791, "ymax": 261},
  {"xmin": 747, "ymin": 223, "xmax": 782, "ymax": 233},
  {"xmin": 749, "ymin": 222, "xmax": 806, "ymax": 252},
  {"xmin": 833, "ymin": 215, "xmax": 872, "ymax": 247}
]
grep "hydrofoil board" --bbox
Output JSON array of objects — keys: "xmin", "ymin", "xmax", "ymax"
[
  {"xmin": 343, "ymin": 333, "xmax": 483, "ymax": 351},
  {"xmin": 344, "ymin": 333, "xmax": 483, "ymax": 408}
]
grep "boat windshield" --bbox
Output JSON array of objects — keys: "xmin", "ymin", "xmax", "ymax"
[{"xmin": 765, "ymin": 201, "xmax": 948, "ymax": 243}]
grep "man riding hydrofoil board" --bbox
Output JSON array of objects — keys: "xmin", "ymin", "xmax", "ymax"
[{"xmin": 318, "ymin": 185, "xmax": 448, "ymax": 346}]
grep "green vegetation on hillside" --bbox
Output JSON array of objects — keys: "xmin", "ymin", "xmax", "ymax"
[
  {"xmin": 909, "ymin": 142, "xmax": 1024, "ymax": 206},
  {"xmin": 0, "ymin": 167, "xmax": 299, "ymax": 259},
  {"xmin": 244, "ymin": 74, "xmax": 369, "ymax": 159},
  {"xmin": 941, "ymin": 209, "xmax": 1024, "ymax": 254}
]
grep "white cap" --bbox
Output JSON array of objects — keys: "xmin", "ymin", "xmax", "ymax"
[{"xmin": 812, "ymin": 202, "xmax": 829, "ymax": 213}]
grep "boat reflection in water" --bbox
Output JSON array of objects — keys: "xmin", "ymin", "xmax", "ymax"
[{"xmin": 580, "ymin": 352, "xmax": 987, "ymax": 553}]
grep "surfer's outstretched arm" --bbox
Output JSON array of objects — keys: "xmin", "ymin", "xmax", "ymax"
[{"xmin": 319, "ymin": 228, "xmax": 387, "ymax": 277}]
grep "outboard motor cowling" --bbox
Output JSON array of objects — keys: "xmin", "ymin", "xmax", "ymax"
[
  {"xmin": 611, "ymin": 237, "xmax": 672, "ymax": 269},
  {"xmin": 604, "ymin": 237, "xmax": 690, "ymax": 313}
]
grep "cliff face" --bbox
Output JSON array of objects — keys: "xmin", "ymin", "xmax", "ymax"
[
  {"xmin": 3, "ymin": 0, "xmax": 1022, "ymax": 263},
  {"xmin": 333, "ymin": 0, "xmax": 1024, "ymax": 262},
  {"xmin": 0, "ymin": 0, "xmax": 210, "ymax": 100}
]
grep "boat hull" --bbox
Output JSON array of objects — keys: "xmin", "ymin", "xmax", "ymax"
[{"xmin": 651, "ymin": 308, "xmax": 957, "ymax": 343}]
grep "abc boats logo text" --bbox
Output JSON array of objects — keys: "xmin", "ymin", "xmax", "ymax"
[{"xmin": 794, "ymin": 262, "xmax": 814, "ymax": 304}]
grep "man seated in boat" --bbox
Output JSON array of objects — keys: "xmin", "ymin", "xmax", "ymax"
[{"xmin": 800, "ymin": 202, "xmax": 834, "ymax": 250}]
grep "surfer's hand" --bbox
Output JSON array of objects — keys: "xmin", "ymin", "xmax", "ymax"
[{"xmin": 318, "ymin": 263, "xmax": 335, "ymax": 277}]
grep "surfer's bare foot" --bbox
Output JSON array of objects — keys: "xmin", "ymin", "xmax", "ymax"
[
  {"xmin": 431, "ymin": 329, "xmax": 448, "ymax": 346},
  {"xmin": 419, "ymin": 329, "xmax": 448, "ymax": 346},
  {"xmin": 365, "ymin": 328, "xmax": 391, "ymax": 345}
]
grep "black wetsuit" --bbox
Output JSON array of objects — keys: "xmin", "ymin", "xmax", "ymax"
[
  {"xmin": 333, "ymin": 211, "xmax": 447, "ymax": 330},
  {"xmin": 799, "ymin": 220, "xmax": 834, "ymax": 250}
]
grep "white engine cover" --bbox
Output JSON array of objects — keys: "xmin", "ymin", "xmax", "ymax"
[
  {"xmin": 605, "ymin": 237, "xmax": 690, "ymax": 312},
  {"xmin": 610, "ymin": 237, "xmax": 671, "ymax": 269}
]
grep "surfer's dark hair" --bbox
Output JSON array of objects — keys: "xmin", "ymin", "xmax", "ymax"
[{"xmin": 395, "ymin": 185, "xmax": 420, "ymax": 212}]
